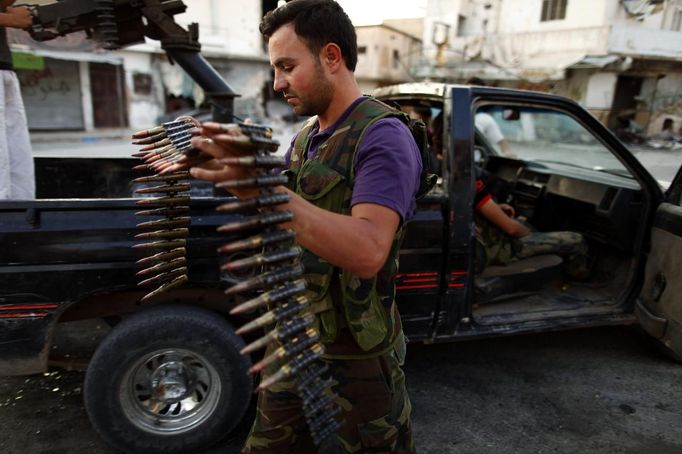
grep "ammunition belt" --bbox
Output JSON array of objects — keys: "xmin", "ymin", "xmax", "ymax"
[
  {"xmin": 131, "ymin": 117, "xmax": 197, "ymax": 301},
  {"xmin": 130, "ymin": 117, "xmax": 343, "ymax": 447}
]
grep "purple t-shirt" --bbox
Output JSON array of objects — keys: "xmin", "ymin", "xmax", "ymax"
[{"xmin": 284, "ymin": 97, "xmax": 422, "ymax": 222}]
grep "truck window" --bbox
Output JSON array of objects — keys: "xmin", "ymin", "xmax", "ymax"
[{"xmin": 477, "ymin": 105, "xmax": 636, "ymax": 180}]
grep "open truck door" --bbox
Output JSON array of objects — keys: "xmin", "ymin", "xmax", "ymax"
[{"xmin": 636, "ymin": 166, "xmax": 682, "ymax": 362}]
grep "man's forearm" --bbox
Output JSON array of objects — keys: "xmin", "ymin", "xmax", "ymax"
[
  {"xmin": 277, "ymin": 188, "xmax": 398, "ymax": 278},
  {"xmin": 0, "ymin": 5, "xmax": 32, "ymax": 29},
  {"xmin": 0, "ymin": 14, "xmax": 16, "ymax": 27}
]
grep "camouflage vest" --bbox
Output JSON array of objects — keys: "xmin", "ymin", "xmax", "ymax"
[{"xmin": 285, "ymin": 98, "xmax": 409, "ymax": 356}]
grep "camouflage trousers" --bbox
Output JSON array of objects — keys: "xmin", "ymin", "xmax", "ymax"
[
  {"xmin": 476, "ymin": 220, "xmax": 588, "ymax": 269},
  {"xmin": 242, "ymin": 335, "xmax": 415, "ymax": 454}
]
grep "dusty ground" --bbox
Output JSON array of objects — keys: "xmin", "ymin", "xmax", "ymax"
[{"xmin": 0, "ymin": 324, "xmax": 680, "ymax": 454}]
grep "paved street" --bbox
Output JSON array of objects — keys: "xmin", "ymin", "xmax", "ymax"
[
  {"xmin": 629, "ymin": 146, "xmax": 681, "ymax": 187},
  {"xmin": 0, "ymin": 325, "xmax": 681, "ymax": 453}
]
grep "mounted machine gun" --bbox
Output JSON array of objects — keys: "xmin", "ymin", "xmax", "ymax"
[{"xmin": 22, "ymin": 0, "xmax": 237, "ymax": 123}]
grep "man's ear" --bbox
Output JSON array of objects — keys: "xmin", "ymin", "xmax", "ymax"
[{"xmin": 321, "ymin": 43, "xmax": 343, "ymax": 72}]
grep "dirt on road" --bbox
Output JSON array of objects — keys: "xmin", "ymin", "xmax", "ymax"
[{"xmin": 0, "ymin": 325, "xmax": 681, "ymax": 454}]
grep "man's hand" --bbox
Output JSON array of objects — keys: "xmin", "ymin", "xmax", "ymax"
[
  {"xmin": 4, "ymin": 6, "xmax": 33, "ymax": 29},
  {"xmin": 188, "ymin": 122, "xmax": 265, "ymax": 199}
]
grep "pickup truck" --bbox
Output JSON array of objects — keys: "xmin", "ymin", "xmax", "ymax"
[{"xmin": 1, "ymin": 82, "xmax": 680, "ymax": 453}]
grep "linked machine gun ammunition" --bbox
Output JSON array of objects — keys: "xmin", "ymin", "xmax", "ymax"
[
  {"xmin": 130, "ymin": 118, "xmax": 343, "ymax": 447},
  {"xmin": 130, "ymin": 118, "xmax": 197, "ymax": 301},
  {"xmin": 210, "ymin": 122, "xmax": 343, "ymax": 447}
]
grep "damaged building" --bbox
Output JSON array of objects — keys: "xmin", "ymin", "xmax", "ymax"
[{"xmin": 414, "ymin": 0, "xmax": 682, "ymax": 136}]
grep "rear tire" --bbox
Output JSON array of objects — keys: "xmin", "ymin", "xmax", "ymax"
[{"xmin": 84, "ymin": 305, "xmax": 252, "ymax": 453}]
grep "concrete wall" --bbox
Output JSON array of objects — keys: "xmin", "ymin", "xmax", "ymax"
[
  {"xmin": 608, "ymin": 25, "xmax": 682, "ymax": 59},
  {"xmin": 607, "ymin": 0, "xmax": 668, "ymax": 28},
  {"xmin": 447, "ymin": 1, "xmax": 682, "ymax": 62},
  {"xmin": 584, "ymin": 72, "xmax": 617, "ymax": 110},
  {"xmin": 649, "ymin": 73, "xmax": 682, "ymax": 134},
  {"xmin": 120, "ymin": 51, "xmax": 165, "ymax": 129},
  {"xmin": 356, "ymin": 25, "xmax": 421, "ymax": 87},
  {"xmin": 422, "ymin": 0, "xmax": 462, "ymax": 63},
  {"xmin": 497, "ymin": 0, "xmax": 609, "ymax": 33},
  {"xmin": 173, "ymin": 0, "xmax": 267, "ymax": 58}
]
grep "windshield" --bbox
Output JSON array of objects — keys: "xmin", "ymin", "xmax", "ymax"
[{"xmin": 478, "ymin": 105, "xmax": 633, "ymax": 177}]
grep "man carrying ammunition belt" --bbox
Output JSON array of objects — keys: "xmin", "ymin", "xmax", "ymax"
[{"xmin": 189, "ymin": 1, "xmax": 421, "ymax": 452}]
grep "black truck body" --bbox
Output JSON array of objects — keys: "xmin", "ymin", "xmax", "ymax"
[
  {"xmin": 1, "ymin": 82, "xmax": 680, "ymax": 454},
  {"xmin": 1, "ymin": 1, "xmax": 680, "ymax": 449}
]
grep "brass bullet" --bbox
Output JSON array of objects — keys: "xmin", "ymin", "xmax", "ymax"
[
  {"xmin": 135, "ymin": 247, "xmax": 186, "ymax": 265},
  {"xmin": 219, "ymin": 155, "xmax": 286, "ymax": 168},
  {"xmin": 217, "ymin": 193, "xmax": 290, "ymax": 213},
  {"xmin": 132, "ymin": 239, "xmax": 187, "ymax": 250},
  {"xmin": 133, "ymin": 163, "xmax": 151, "ymax": 172},
  {"xmin": 256, "ymin": 343, "xmax": 324, "ymax": 391},
  {"xmin": 141, "ymin": 274, "xmax": 189, "ymax": 301},
  {"xmin": 139, "ymin": 137, "xmax": 172, "ymax": 151},
  {"xmin": 132, "ymin": 130, "xmax": 167, "ymax": 145},
  {"xmin": 240, "ymin": 314, "xmax": 315, "ymax": 355},
  {"xmin": 229, "ymin": 279, "xmax": 307, "ymax": 315},
  {"xmin": 135, "ymin": 212, "xmax": 192, "ymax": 223},
  {"xmin": 218, "ymin": 229, "xmax": 295, "ymax": 254},
  {"xmin": 216, "ymin": 174, "xmax": 288, "ymax": 189},
  {"xmin": 137, "ymin": 257, "xmax": 187, "ymax": 276},
  {"xmin": 135, "ymin": 183, "xmax": 191, "ymax": 195},
  {"xmin": 137, "ymin": 266, "xmax": 187, "ymax": 287},
  {"xmin": 248, "ymin": 135, "xmax": 281, "ymax": 152},
  {"xmin": 217, "ymin": 211, "xmax": 293, "ymax": 234},
  {"xmin": 221, "ymin": 247, "xmax": 301, "ymax": 272},
  {"xmin": 143, "ymin": 145, "xmax": 177, "ymax": 162},
  {"xmin": 225, "ymin": 263, "xmax": 304, "ymax": 297},
  {"xmin": 132, "ymin": 126, "xmax": 165, "ymax": 139},
  {"xmin": 134, "ymin": 172, "xmax": 190, "ymax": 183},
  {"xmin": 134, "ymin": 228, "xmax": 189, "ymax": 240},
  {"xmin": 235, "ymin": 296, "xmax": 309, "ymax": 335},
  {"xmin": 135, "ymin": 195, "xmax": 191, "ymax": 206},
  {"xmin": 248, "ymin": 327, "xmax": 319, "ymax": 373}
]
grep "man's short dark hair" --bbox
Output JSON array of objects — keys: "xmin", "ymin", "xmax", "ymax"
[{"xmin": 260, "ymin": 0, "xmax": 358, "ymax": 71}]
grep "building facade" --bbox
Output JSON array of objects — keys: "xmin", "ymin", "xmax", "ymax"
[
  {"xmin": 416, "ymin": 0, "xmax": 682, "ymax": 134},
  {"xmin": 9, "ymin": 0, "xmax": 276, "ymax": 132},
  {"xmin": 355, "ymin": 20, "xmax": 423, "ymax": 93}
]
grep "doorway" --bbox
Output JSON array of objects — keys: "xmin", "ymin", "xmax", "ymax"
[
  {"xmin": 608, "ymin": 75, "xmax": 643, "ymax": 130},
  {"xmin": 89, "ymin": 62, "xmax": 128, "ymax": 128}
]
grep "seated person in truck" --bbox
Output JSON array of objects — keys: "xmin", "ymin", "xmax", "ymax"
[
  {"xmin": 467, "ymin": 77, "xmax": 514, "ymax": 157},
  {"xmin": 430, "ymin": 112, "xmax": 589, "ymax": 277}
]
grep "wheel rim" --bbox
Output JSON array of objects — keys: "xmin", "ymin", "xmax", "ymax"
[{"xmin": 120, "ymin": 348, "xmax": 224, "ymax": 435}]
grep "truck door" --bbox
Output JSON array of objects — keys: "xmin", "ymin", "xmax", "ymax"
[{"xmin": 635, "ymin": 166, "xmax": 682, "ymax": 361}]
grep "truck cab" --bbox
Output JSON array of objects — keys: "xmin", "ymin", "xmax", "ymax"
[
  {"xmin": 1, "ymin": 79, "xmax": 679, "ymax": 453},
  {"xmin": 375, "ymin": 83, "xmax": 682, "ymax": 361}
]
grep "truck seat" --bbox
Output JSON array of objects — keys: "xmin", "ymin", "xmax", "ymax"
[{"xmin": 474, "ymin": 254, "xmax": 563, "ymax": 304}]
